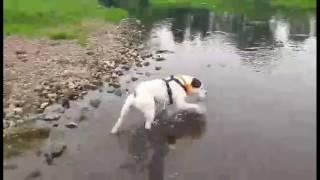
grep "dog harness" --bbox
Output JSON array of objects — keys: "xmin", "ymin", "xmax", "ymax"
[{"xmin": 163, "ymin": 75, "xmax": 190, "ymax": 104}]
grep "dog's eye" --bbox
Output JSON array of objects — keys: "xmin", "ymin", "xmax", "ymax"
[{"xmin": 191, "ymin": 78, "xmax": 201, "ymax": 88}]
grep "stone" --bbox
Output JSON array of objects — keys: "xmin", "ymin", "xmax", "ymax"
[
  {"xmin": 143, "ymin": 62, "xmax": 150, "ymax": 66},
  {"xmin": 114, "ymin": 89, "xmax": 122, "ymax": 97},
  {"xmin": 40, "ymin": 102, "xmax": 49, "ymax": 109},
  {"xmin": 44, "ymin": 104, "xmax": 65, "ymax": 114},
  {"xmin": 155, "ymin": 50, "xmax": 174, "ymax": 54},
  {"xmin": 15, "ymin": 50, "xmax": 26, "ymax": 55},
  {"xmin": 106, "ymin": 87, "xmax": 115, "ymax": 93},
  {"xmin": 61, "ymin": 98, "xmax": 70, "ymax": 109},
  {"xmin": 24, "ymin": 169, "xmax": 41, "ymax": 180},
  {"xmin": 145, "ymin": 72, "xmax": 151, "ymax": 77},
  {"xmin": 155, "ymin": 66, "xmax": 162, "ymax": 71},
  {"xmin": 86, "ymin": 51, "xmax": 94, "ymax": 56},
  {"xmin": 131, "ymin": 77, "xmax": 138, "ymax": 81},
  {"xmin": 13, "ymin": 107, "xmax": 23, "ymax": 115},
  {"xmin": 79, "ymin": 107, "xmax": 89, "ymax": 122},
  {"xmin": 89, "ymin": 98, "xmax": 101, "ymax": 108},
  {"xmin": 4, "ymin": 162, "xmax": 18, "ymax": 170},
  {"xmin": 65, "ymin": 122, "xmax": 78, "ymax": 129},
  {"xmin": 121, "ymin": 65, "xmax": 130, "ymax": 71},
  {"xmin": 43, "ymin": 113, "xmax": 61, "ymax": 121},
  {"xmin": 155, "ymin": 57, "xmax": 166, "ymax": 61}
]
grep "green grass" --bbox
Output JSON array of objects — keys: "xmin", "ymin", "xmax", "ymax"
[{"xmin": 4, "ymin": 0, "xmax": 128, "ymax": 40}]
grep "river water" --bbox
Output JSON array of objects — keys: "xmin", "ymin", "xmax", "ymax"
[{"xmin": 4, "ymin": 2, "xmax": 316, "ymax": 180}]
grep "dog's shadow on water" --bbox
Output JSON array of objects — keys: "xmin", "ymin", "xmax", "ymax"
[{"xmin": 116, "ymin": 111, "xmax": 207, "ymax": 180}]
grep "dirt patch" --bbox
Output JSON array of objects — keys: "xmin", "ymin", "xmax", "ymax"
[{"xmin": 3, "ymin": 19, "xmax": 151, "ymax": 130}]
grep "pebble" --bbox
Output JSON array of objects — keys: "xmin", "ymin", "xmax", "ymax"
[
  {"xmin": 61, "ymin": 98, "xmax": 70, "ymax": 109},
  {"xmin": 24, "ymin": 169, "xmax": 42, "ymax": 180},
  {"xmin": 145, "ymin": 72, "xmax": 151, "ymax": 77},
  {"xmin": 114, "ymin": 89, "xmax": 122, "ymax": 97},
  {"xmin": 15, "ymin": 50, "xmax": 26, "ymax": 54},
  {"xmin": 89, "ymin": 98, "xmax": 101, "ymax": 108},
  {"xmin": 106, "ymin": 87, "xmax": 115, "ymax": 93},
  {"xmin": 143, "ymin": 62, "xmax": 150, "ymax": 66},
  {"xmin": 13, "ymin": 107, "xmax": 23, "ymax": 115},
  {"xmin": 131, "ymin": 77, "xmax": 138, "ymax": 81},
  {"xmin": 155, "ymin": 57, "xmax": 166, "ymax": 61},
  {"xmin": 43, "ymin": 113, "xmax": 61, "ymax": 121},
  {"xmin": 155, "ymin": 66, "xmax": 162, "ymax": 71},
  {"xmin": 4, "ymin": 162, "xmax": 18, "ymax": 170},
  {"xmin": 79, "ymin": 107, "xmax": 89, "ymax": 121},
  {"xmin": 40, "ymin": 102, "xmax": 49, "ymax": 109},
  {"xmin": 44, "ymin": 104, "xmax": 65, "ymax": 114},
  {"xmin": 65, "ymin": 122, "xmax": 78, "ymax": 129}
]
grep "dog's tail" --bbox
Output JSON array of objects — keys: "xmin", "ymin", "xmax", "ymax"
[
  {"xmin": 120, "ymin": 93, "xmax": 135, "ymax": 117},
  {"xmin": 111, "ymin": 93, "xmax": 135, "ymax": 134}
]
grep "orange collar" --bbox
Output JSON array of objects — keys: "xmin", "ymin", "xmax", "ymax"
[{"xmin": 176, "ymin": 75, "xmax": 192, "ymax": 95}]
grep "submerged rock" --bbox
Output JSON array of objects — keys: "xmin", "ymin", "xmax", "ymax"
[
  {"xmin": 65, "ymin": 122, "xmax": 78, "ymax": 129},
  {"xmin": 155, "ymin": 66, "xmax": 162, "ymax": 71},
  {"xmin": 89, "ymin": 98, "xmax": 101, "ymax": 108},
  {"xmin": 43, "ymin": 113, "xmax": 61, "ymax": 121}
]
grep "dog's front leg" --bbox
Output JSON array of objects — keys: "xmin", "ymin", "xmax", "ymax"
[{"xmin": 176, "ymin": 98, "xmax": 204, "ymax": 113}]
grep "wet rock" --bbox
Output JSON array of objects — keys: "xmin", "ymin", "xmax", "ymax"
[
  {"xmin": 131, "ymin": 77, "xmax": 138, "ymax": 81},
  {"xmin": 141, "ymin": 53, "xmax": 152, "ymax": 59},
  {"xmin": 43, "ymin": 113, "xmax": 61, "ymax": 121},
  {"xmin": 61, "ymin": 98, "xmax": 70, "ymax": 109},
  {"xmin": 9, "ymin": 121, "xmax": 16, "ymax": 128},
  {"xmin": 15, "ymin": 50, "xmax": 26, "ymax": 55},
  {"xmin": 121, "ymin": 65, "xmax": 131, "ymax": 71},
  {"xmin": 114, "ymin": 89, "xmax": 122, "ymax": 97},
  {"xmin": 106, "ymin": 87, "xmax": 115, "ymax": 93},
  {"xmin": 155, "ymin": 66, "xmax": 162, "ymax": 71},
  {"xmin": 40, "ymin": 102, "xmax": 49, "ymax": 109},
  {"xmin": 242, "ymin": 47, "xmax": 259, "ymax": 51},
  {"xmin": 155, "ymin": 50, "xmax": 174, "ymax": 54},
  {"xmin": 145, "ymin": 72, "xmax": 151, "ymax": 77},
  {"xmin": 89, "ymin": 98, "xmax": 101, "ymax": 108},
  {"xmin": 4, "ymin": 162, "xmax": 18, "ymax": 170},
  {"xmin": 79, "ymin": 107, "xmax": 89, "ymax": 121},
  {"xmin": 24, "ymin": 169, "xmax": 41, "ymax": 180},
  {"xmin": 136, "ymin": 63, "xmax": 143, "ymax": 67},
  {"xmin": 65, "ymin": 122, "xmax": 78, "ymax": 129},
  {"xmin": 44, "ymin": 104, "xmax": 65, "ymax": 114},
  {"xmin": 45, "ymin": 129, "xmax": 67, "ymax": 165},
  {"xmin": 143, "ymin": 61, "xmax": 150, "ymax": 66},
  {"xmin": 13, "ymin": 107, "xmax": 23, "ymax": 115},
  {"xmin": 110, "ymin": 82, "xmax": 121, "ymax": 88},
  {"xmin": 86, "ymin": 51, "xmax": 94, "ymax": 56}
]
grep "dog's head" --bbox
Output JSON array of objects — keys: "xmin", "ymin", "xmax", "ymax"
[{"xmin": 183, "ymin": 75, "xmax": 207, "ymax": 100}]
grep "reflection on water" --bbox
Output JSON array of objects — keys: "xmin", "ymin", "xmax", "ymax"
[
  {"xmin": 100, "ymin": 0, "xmax": 315, "ymax": 72},
  {"xmin": 117, "ymin": 111, "xmax": 206, "ymax": 180}
]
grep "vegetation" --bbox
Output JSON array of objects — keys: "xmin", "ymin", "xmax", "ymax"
[
  {"xmin": 4, "ymin": 0, "xmax": 128, "ymax": 40},
  {"xmin": 4, "ymin": 0, "xmax": 316, "ymax": 40}
]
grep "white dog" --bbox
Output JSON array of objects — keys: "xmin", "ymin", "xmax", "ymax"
[{"xmin": 110, "ymin": 74, "xmax": 207, "ymax": 134}]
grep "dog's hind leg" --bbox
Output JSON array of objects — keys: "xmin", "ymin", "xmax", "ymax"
[
  {"xmin": 135, "ymin": 97, "xmax": 156, "ymax": 130},
  {"xmin": 111, "ymin": 94, "xmax": 135, "ymax": 134}
]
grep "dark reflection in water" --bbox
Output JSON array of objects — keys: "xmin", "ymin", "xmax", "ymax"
[{"xmin": 117, "ymin": 111, "xmax": 206, "ymax": 180}]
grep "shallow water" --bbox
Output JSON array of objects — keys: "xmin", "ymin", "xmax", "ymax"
[{"xmin": 4, "ymin": 2, "xmax": 316, "ymax": 180}]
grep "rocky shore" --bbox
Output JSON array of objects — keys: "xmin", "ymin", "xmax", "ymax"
[{"xmin": 3, "ymin": 19, "xmax": 155, "ymax": 130}]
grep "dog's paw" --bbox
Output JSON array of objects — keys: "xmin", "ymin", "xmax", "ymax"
[
  {"xmin": 145, "ymin": 122, "xmax": 152, "ymax": 130},
  {"xmin": 110, "ymin": 128, "xmax": 118, "ymax": 134},
  {"xmin": 195, "ymin": 107, "xmax": 206, "ymax": 114}
]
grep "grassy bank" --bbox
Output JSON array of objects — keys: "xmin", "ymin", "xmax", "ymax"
[{"xmin": 4, "ymin": 0, "xmax": 128, "ymax": 40}]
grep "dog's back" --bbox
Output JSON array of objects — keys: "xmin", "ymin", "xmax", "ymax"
[{"xmin": 134, "ymin": 79, "xmax": 167, "ymax": 100}]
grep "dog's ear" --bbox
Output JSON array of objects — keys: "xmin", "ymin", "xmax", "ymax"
[{"xmin": 191, "ymin": 78, "xmax": 202, "ymax": 88}]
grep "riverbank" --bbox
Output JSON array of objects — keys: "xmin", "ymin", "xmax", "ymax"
[{"xmin": 3, "ymin": 19, "xmax": 152, "ymax": 130}]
